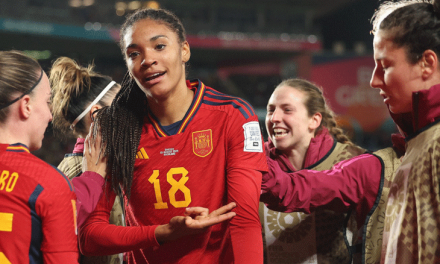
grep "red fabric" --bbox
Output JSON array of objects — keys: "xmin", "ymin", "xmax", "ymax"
[
  {"xmin": 71, "ymin": 171, "xmax": 104, "ymax": 227},
  {"xmin": 390, "ymin": 84, "xmax": 440, "ymax": 137},
  {"xmin": 73, "ymin": 138, "xmax": 85, "ymax": 154},
  {"xmin": 80, "ymin": 80, "xmax": 267, "ymax": 263},
  {"xmin": 79, "ymin": 184, "xmax": 159, "ymax": 256},
  {"xmin": 261, "ymin": 153, "xmax": 383, "ymax": 227},
  {"xmin": 265, "ymin": 127, "xmax": 335, "ymax": 172},
  {"xmin": 0, "ymin": 143, "xmax": 79, "ymax": 263}
]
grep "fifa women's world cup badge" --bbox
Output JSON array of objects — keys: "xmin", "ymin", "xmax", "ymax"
[{"xmin": 192, "ymin": 129, "xmax": 213, "ymax": 157}]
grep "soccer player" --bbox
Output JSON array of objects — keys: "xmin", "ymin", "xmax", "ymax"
[
  {"xmin": 262, "ymin": 1, "xmax": 440, "ymax": 263},
  {"xmin": 50, "ymin": 57, "xmax": 123, "ymax": 264},
  {"xmin": 261, "ymin": 78, "xmax": 365, "ymax": 264},
  {"xmin": 79, "ymin": 8, "xmax": 268, "ymax": 264},
  {"xmin": 0, "ymin": 50, "xmax": 79, "ymax": 263}
]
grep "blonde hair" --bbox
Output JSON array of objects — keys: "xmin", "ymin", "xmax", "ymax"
[{"xmin": 50, "ymin": 57, "xmax": 120, "ymax": 138}]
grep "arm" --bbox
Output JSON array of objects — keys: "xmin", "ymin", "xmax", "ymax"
[
  {"xmin": 261, "ymin": 154, "xmax": 382, "ymax": 223},
  {"xmin": 71, "ymin": 171, "xmax": 105, "ymax": 227},
  {"xmin": 70, "ymin": 131, "xmax": 107, "ymax": 227},
  {"xmin": 79, "ymin": 184, "xmax": 238, "ymax": 255},
  {"xmin": 227, "ymin": 116, "xmax": 268, "ymax": 264},
  {"xmin": 79, "ymin": 185, "xmax": 159, "ymax": 256}
]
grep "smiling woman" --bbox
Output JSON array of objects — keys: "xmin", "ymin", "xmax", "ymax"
[
  {"xmin": 79, "ymin": 8, "xmax": 267, "ymax": 264},
  {"xmin": 261, "ymin": 78, "xmax": 365, "ymax": 264}
]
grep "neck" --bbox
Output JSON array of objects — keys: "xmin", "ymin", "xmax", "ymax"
[
  {"xmin": 286, "ymin": 143, "xmax": 310, "ymax": 170},
  {"xmin": 148, "ymin": 83, "xmax": 194, "ymax": 126},
  {"xmin": 0, "ymin": 122, "xmax": 28, "ymax": 147}
]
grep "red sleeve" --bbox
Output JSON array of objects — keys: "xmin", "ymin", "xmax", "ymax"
[
  {"xmin": 261, "ymin": 154, "xmax": 382, "ymax": 224},
  {"xmin": 38, "ymin": 176, "xmax": 79, "ymax": 263},
  {"xmin": 226, "ymin": 114, "xmax": 266, "ymax": 264},
  {"xmin": 79, "ymin": 184, "xmax": 160, "ymax": 256},
  {"xmin": 71, "ymin": 171, "xmax": 105, "ymax": 227}
]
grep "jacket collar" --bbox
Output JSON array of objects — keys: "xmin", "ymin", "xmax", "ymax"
[
  {"xmin": 265, "ymin": 127, "xmax": 334, "ymax": 172},
  {"xmin": 390, "ymin": 83, "xmax": 440, "ymax": 139}
]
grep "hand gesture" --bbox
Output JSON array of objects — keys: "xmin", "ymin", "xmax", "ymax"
[{"xmin": 155, "ymin": 202, "xmax": 237, "ymax": 244}]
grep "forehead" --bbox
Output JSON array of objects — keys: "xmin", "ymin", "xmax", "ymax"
[
  {"xmin": 123, "ymin": 19, "xmax": 176, "ymax": 48},
  {"xmin": 268, "ymin": 86, "xmax": 306, "ymax": 105}
]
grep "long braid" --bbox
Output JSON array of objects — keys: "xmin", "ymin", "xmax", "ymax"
[
  {"xmin": 320, "ymin": 107, "xmax": 353, "ymax": 146},
  {"xmin": 94, "ymin": 72, "xmax": 146, "ymax": 199},
  {"xmin": 97, "ymin": 8, "xmax": 187, "ymax": 199}
]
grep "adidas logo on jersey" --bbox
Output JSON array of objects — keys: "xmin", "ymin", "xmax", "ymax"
[{"xmin": 136, "ymin": 148, "xmax": 149, "ymax": 159}]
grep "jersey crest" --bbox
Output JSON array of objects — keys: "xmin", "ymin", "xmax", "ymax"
[{"xmin": 192, "ymin": 129, "xmax": 213, "ymax": 157}]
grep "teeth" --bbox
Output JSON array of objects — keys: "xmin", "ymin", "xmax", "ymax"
[
  {"xmin": 273, "ymin": 128, "xmax": 288, "ymax": 138},
  {"xmin": 145, "ymin": 72, "xmax": 162, "ymax": 81}
]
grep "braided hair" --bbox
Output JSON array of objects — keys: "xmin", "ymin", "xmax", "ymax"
[{"xmin": 276, "ymin": 78, "xmax": 353, "ymax": 145}]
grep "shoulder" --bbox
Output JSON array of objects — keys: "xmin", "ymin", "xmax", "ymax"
[
  {"xmin": 202, "ymin": 86, "xmax": 257, "ymax": 120},
  {"xmin": 26, "ymin": 154, "xmax": 74, "ymax": 193}
]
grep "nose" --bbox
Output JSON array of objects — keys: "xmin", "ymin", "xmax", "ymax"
[
  {"xmin": 140, "ymin": 54, "xmax": 157, "ymax": 68},
  {"xmin": 370, "ymin": 65, "xmax": 383, "ymax": 89},
  {"xmin": 270, "ymin": 108, "xmax": 281, "ymax": 123}
]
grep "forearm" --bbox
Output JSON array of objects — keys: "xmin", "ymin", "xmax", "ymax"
[
  {"xmin": 79, "ymin": 222, "xmax": 159, "ymax": 255},
  {"xmin": 261, "ymin": 154, "xmax": 382, "ymax": 216},
  {"xmin": 228, "ymin": 168, "xmax": 263, "ymax": 264},
  {"xmin": 71, "ymin": 171, "xmax": 105, "ymax": 227}
]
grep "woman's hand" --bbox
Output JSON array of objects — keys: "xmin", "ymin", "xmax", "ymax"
[
  {"xmin": 155, "ymin": 202, "xmax": 237, "ymax": 244},
  {"xmin": 82, "ymin": 122, "xmax": 107, "ymax": 178}
]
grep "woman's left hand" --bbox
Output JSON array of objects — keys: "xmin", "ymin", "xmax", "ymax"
[{"xmin": 82, "ymin": 122, "xmax": 107, "ymax": 178}]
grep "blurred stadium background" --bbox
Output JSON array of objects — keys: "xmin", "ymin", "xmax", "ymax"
[{"xmin": 0, "ymin": 0, "xmax": 396, "ymax": 165}]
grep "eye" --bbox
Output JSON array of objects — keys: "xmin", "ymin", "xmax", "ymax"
[
  {"xmin": 156, "ymin": 44, "xmax": 166, "ymax": 50},
  {"xmin": 127, "ymin": 51, "xmax": 140, "ymax": 58}
]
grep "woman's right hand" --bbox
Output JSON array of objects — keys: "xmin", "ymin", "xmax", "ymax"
[{"xmin": 82, "ymin": 122, "xmax": 107, "ymax": 178}]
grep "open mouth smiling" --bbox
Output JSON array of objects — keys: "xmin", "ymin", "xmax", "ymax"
[{"xmin": 145, "ymin": 71, "xmax": 166, "ymax": 81}]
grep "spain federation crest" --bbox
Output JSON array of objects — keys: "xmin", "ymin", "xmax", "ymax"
[{"xmin": 192, "ymin": 129, "xmax": 213, "ymax": 157}]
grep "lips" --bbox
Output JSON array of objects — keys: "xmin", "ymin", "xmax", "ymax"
[
  {"xmin": 273, "ymin": 128, "xmax": 288, "ymax": 139},
  {"xmin": 145, "ymin": 71, "xmax": 165, "ymax": 82}
]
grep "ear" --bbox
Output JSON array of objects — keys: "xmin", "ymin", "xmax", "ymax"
[
  {"xmin": 89, "ymin": 104, "xmax": 102, "ymax": 121},
  {"xmin": 18, "ymin": 95, "xmax": 32, "ymax": 119},
  {"xmin": 309, "ymin": 112, "xmax": 322, "ymax": 131},
  {"xmin": 420, "ymin": 49, "xmax": 438, "ymax": 80},
  {"xmin": 181, "ymin": 41, "xmax": 191, "ymax": 63}
]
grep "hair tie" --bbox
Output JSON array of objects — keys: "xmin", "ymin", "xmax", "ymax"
[
  {"xmin": 0, "ymin": 68, "xmax": 44, "ymax": 110},
  {"xmin": 70, "ymin": 80, "xmax": 116, "ymax": 130}
]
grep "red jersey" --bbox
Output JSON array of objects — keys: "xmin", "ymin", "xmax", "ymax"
[
  {"xmin": 80, "ymin": 80, "xmax": 268, "ymax": 263},
  {"xmin": 0, "ymin": 143, "xmax": 78, "ymax": 263}
]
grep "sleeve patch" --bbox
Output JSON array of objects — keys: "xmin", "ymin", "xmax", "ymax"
[{"xmin": 243, "ymin": 121, "xmax": 263, "ymax": 153}]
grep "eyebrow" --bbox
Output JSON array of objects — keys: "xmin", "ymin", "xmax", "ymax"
[{"xmin": 126, "ymin": 35, "xmax": 169, "ymax": 50}]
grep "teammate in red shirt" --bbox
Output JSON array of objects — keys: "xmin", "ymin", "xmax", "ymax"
[
  {"xmin": 0, "ymin": 51, "xmax": 79, "ymax": 263},
  {"xmin": 80, "ymin": 8, "xmax": 267, "ymax": 264}
]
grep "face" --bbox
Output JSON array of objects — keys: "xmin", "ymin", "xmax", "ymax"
[
  {"xmin": 123, "ymin": 19, "xmax": 190, "ymax": 100},
  {"xmin": 28, "ymin": 72, "xmax": 53, "ymax": 151},
  {"xmin": 370, "ymin": 30, "xmax": 424, "ymax": 113},
  {"xmin": 266, "ymin": 85, "xmax": 317, "ymax": 153}
]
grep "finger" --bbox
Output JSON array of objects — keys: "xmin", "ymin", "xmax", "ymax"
[
  {"xmin": 190, "ymin": 211, "xmax": 236, "ymax": 229},
  {"xmin": 208, "ymin": 202, "xmax": 236, "ymax": 217},
  {"xmin": 84, "ymin": 134, "xmax": 91, "ymax": 156},
  {"xmin": 185, "ymin": 207, "xmax": 209, "ymax": 217}
]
